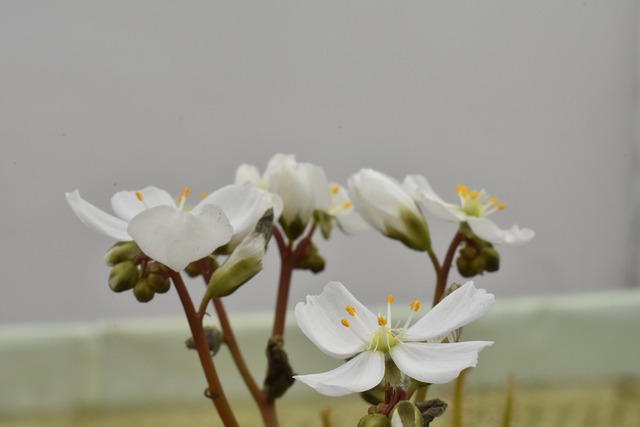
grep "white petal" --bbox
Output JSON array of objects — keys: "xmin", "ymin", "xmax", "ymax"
[
  {"xmin": 295, "ymin": 281, "xmax": 377, "ymax": 359},
  {"xmin": 235, "ymin": 164, "xmax": 263, "ymax": 187},
  {"xmin": 348, "ymin": 169, "xmax": 421, "ymax": 233},
  {"xmin": 65, "ymin": 190, "xmax": 131, "ymax": 241},
  {"xmin": 301, "ymin": 162, "xmax": 331, "ymax": 211},
  {"xmin": 127, "ymin": 205, "xmax": 233, "ymax": 271},
  {"xmin": 404, "ymin": 175, "xmax": 465, "ymax": 222},
  {"xmin": 111, "ymin": 186, "xmax": 176, "ymax": 221},
  {"xmin": 195, "ymin": 184, "xmax": 277, "ymax": 246},
  {"xmin": 403, "ymin": 282, "xmax": 494, "ymax": 342},
  {"xmin": 294, "ymin": 351, "xmax": 385, "ymax": 397},
  {"xmin": 467, "ymin": 218, "xmax": 535, "ymax": 245},
  {"xmin": 390, "ymin": 341, "xmax": 493, "ymax": 384}
]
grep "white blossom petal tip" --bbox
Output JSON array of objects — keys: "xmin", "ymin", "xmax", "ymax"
[{"xmin": 65, "ymin": 190, "xmax": 131, "ymax": 241}]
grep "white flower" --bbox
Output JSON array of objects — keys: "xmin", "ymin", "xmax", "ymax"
[
  {"xmin": 348, "ymin": 169, "xmax": 430, "ymax": 251},
  {"xmin": 66, "ymin": 184, "xmax": 276, "ymax": 271},
  {"xmin": 320, "ymin": 183, "xmax": 370, "ymax": 236},
  {"xmin": 294, "ymin": 281, "xmax": 494, "ymax": 397},
  {"xmin": 404, "ymin": 175, "xmax": 534, "ymax": 245},
  {"xmin": 236, "ymin": 154, "xmax": 329, "ymax": 237}
]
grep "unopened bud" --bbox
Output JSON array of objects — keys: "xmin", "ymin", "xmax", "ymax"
[
  {"xmin": 104, "ymin": 241, "xmax": 141, "ymax": 266},
  {"xmin": 133, "ymin": 278, "xmax": 155, "ymax": 302},
  {"xmin": 384, "ymin": 209, "xmax": 431, "ymax": 252},
  {"xmin": 389, "ymin": 401, "xmax": 423, "ymax": 427},
  {"xmin": 294, "ymin": 242, "xmax": 325, "ymax": 273},
  {"xmin": 146, "ymin": 273, "xmax": 170, "ymax": 294},
  {"xmin": 314, "ymin": 209, "xmax": 334, "ymax": 240},
  {"xmin": 108, "ymin": 261, "xmax": 139, "ymax": 293},
  {"xmin": 415, "ymin": 398, "xmax": 448, "ymax": 426},
  {"xmin": 357, "ymin": 414, "xmax": 391, "ymax": 427},
  {"xmin": 480, "ymin": 246, "xmax": 500, "ymax": 272}
]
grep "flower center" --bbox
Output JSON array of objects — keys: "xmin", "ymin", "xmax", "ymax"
[
  {"xmin": 455, "ymin": 184, "xmax": 505, "ymax": 218},
  {"xmin": 328, "ymin": 184, "xmax": 353, "ymax": 215},
  {"xmin": 340, "ymin": 295, "xmax": 421, "ymax": 353}
]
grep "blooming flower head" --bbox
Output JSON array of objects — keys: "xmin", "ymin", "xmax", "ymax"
[
  {"xmin": 348, "ymin": 169, "xmax": 430, "ymax": 251},
  {"xmin": 404, "ymin": 175, "xmax": 534, "ymax": 245},
  {"xmin": 294, "ymin": 281, "xmax": 494, "ymax": 397},
  {"xmin": 66, "ymin": 184, "xmax": 277, "ymax": 271},
  {"xmin": 236, "ymin": 154, "xmax": 329, "ymax": 239}
]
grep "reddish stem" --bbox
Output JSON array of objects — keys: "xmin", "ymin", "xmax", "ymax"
[
  {"xmin": 169, "ymin": 270, "xmax": 239, "ymax": 427},
  {"xmin": 432, "ymin": 232, "xmax": 464, "ymax": 307}
]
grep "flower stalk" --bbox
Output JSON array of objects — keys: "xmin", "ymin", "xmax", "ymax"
[{"xmin": 169, "ymin": 270, "xmax": 239, "ymax": 427}]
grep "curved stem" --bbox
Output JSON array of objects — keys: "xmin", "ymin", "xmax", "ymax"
[
  {"xmin": 432, "ymin": 232, "xmax": 464, "ymax": 307},
  {"xmin": 169, "ymin": 270, "xmax": 239, "ymax": 427},
  {"xmin": 198, "ymin": 262, "xmax": 279, "ymax": 427},
  {"xmin": 452, "ymin": 368, "xmax": 471, "ymax": 427}
]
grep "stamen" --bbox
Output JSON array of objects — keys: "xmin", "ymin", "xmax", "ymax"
[
  {"xmin": 469, "ymin": 190, "xmax": 478, "ymax": 199},
  {"xmin": 330, "ymin": 184, "xmax": 340, "ymax": 194},
  {"xmin": 345, "ymin": 306, "xmax": 356, "ymax": 316},
  {"xmin": 497, "ymin": 203, "xmax": 506, "ymax": 210},
  {"xmin": 488, "ymin": 196, "xmax": 498, "ymax": 206},
  {"xmin": 342, "ymin": 201, "xmax": 352, "ymax": 209},
  {"xmin": 200, "ymin": 193, "xmax": 207, "ymax": 201},
  {"xmin": 386, "ymin": 294, "xmax": 393, "ymax": 326},
  {"xmin": 402, "ymin": 299, "xmax": 421, "ymax": 331},
  {"xmin": 409, "ymin": 300, "xmax": 421, "ymax": 312},
  {"xmin": 341, "ymin": 319, "xmax": 350, "ymax": 328},
  {"xmin": 377, "ymin": 316, "xmax": 387, "ymax": 326},
  {"xmin": 135, "ymin": 191, "xmax": 144, "ymax": 202},
  {"xmin": 177, "ymin": 186, "xmax": 190, "ymax": 210}
]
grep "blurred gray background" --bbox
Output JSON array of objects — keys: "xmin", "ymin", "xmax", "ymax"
[{"xmin": 1, "ymin": 1, "xmax": 638, "ymax": 324}]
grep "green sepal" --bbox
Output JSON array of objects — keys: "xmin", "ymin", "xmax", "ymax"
[
  {"xmin": 280, "ymin": 216, "xmax": 306, "ymax": 242},
  {"xmin": 133, "ymin": 278, "xmax": 155, "ymax": 302},
  {"xmin": 313, "ymin": 209, "xmax": 334, "ymax": 240},
  {"xmin": 384, "ymin": 208, "xmax": 431, "ymax": 252},
  {"xmin": 293, "ymin": 242, "xmax": 325, "ymax": 273},
  {"xmin": 389, "ymin": 401, "xmax": 424, "ymax": 427}
]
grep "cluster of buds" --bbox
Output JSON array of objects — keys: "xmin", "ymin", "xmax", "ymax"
[
  {"xmin": 105, "ymin": 241, "xmax": 170, "ymax": 302},
  {"xmin": 455, "ymin": 236, "xmax": 500, "ymax": 278}
]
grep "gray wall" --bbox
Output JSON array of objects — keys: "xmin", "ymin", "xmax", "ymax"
[{"xmin": 1, "ymin": 1, "xmax": 638, "ymax": 323}]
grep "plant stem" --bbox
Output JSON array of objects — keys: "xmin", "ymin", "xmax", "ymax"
[
  {"xmin": 169, "ymin": 270, "xmax": 239, "ymax": 427},
  {"xmin": 197, "ymin": 260, "xmax": 279, "ymax": 427},
  {"xmin": 432, "ymin": 232, "xmax": 464, "ymax": 307},
  {"xmin": 271, "ymin": 224, "xmax": 316, "ymax": 337},
  {"xmin": 451, "ymin": 367, "xmax": 470, "ymax": 427}
]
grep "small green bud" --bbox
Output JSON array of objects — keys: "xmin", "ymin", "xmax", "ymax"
[
  {"xmin": 481, "ymin": 246, "xmax": 500, "ymax": 272},
  {"xmin": 133, "ymin": 279, "xmax": 155, "ymax": 302},
  {"xmin": 294, "ymin": 242, "xmax": 325, "ymax": 273},
  {"xmin": 104, "ymin": 241, "xmax": 141, "ymax": 266},
  {"xmin": 357, "ymin": 414, "xmax": 391, "ymax": 427},
  {"xmin": 389, "ymin": 401, "xmax": 423, "ymax": 427},
  {"xmin": 146, "ymin": 273, "xmax": 170, "ymax": 294},
  {"xmin": 108, "ymin": 261, "xmax": 139, "ymax": 293},
  {"xmin": 456, "ymin": 256, "xmax": 476, "ymax": 278},
  {"xmin": 207, "ymin": 235, "xmax": 264, "ymax": 298},
  {"xmin": 469, "ymin": 255, "xmax": 486, "ymax": 274}
]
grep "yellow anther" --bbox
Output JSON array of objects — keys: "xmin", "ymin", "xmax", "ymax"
[
  {"xmin": 377, "ymin": 316, "xmax": 387, "ymax": 326},
  {"xmin": 330, "ymin": 184, "xmax": 340, "ymax": 194},
  {"xmin": 342, "ymin": 201, "xmax": 352, "ymax": 209},
  {"xmin": 410, "ymin": 300, "xmax": 421, "ymax": 312},
  {"xmin": 135, "ymin": 191, "xmax": 144, "ymax": 202},
  {"xmin": 341, "ymin": 319, "xmax": 350, "ymax": 328},
  {"xmin": 181, "ymin": 186, "xmax": 190, "ymax": 199},
  {"xmin": 456, "ymin": 184, "xmax": 468, "ymax": 197},
  {"xmin": 469, "ymin": 190, "xmax": 478, "ymax": 199},
  {"xmin": 200, "ymin": 193, "xmax": 207, "ymax": 201},
  {"xmin": 345, "ymin": 306, "xmax": 356, "ymax": 316},
  {"xmin": 386, "ymin": 294, "xmax": 394, "ymax": 305},
  {"xmin": 488, "ymin": 196, "xmax": 498, "ymax": 206},
  {"xmin": 497, "ymin": 203, "xmax": 506, "ymax": 211}
]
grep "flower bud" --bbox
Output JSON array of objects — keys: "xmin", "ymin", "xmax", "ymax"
[
  {"xmin": 133, "ymin": 278, "xmax": 155, "ymax": 302},
  {"xmin": 104, "ymin": 241, "xmax": 141, "ymax": 266},
  {"xmin": 146, "ymin": 273, "xmax": 170, "ymax": 294},
  {"xmin": 357, "ymin": 414, "xmax": 391, "ymax": 427},
  {"xmin": 108, "ymin": 261, "xmax": 139, "ymax": 293},
  {"xmin": 480, "ymin": 246, "xmax": 500, "ymax": 272},
  {"xmin": 206, "ymin": 232, "xmax": 265, "ymax": 298},
  {"xmin": 294, "ymin": 242, "xmax": 325, "ymax": 273},
  {"xmin": 389, "ymin": 401, "xmax": 424, "ymax": 427}
]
